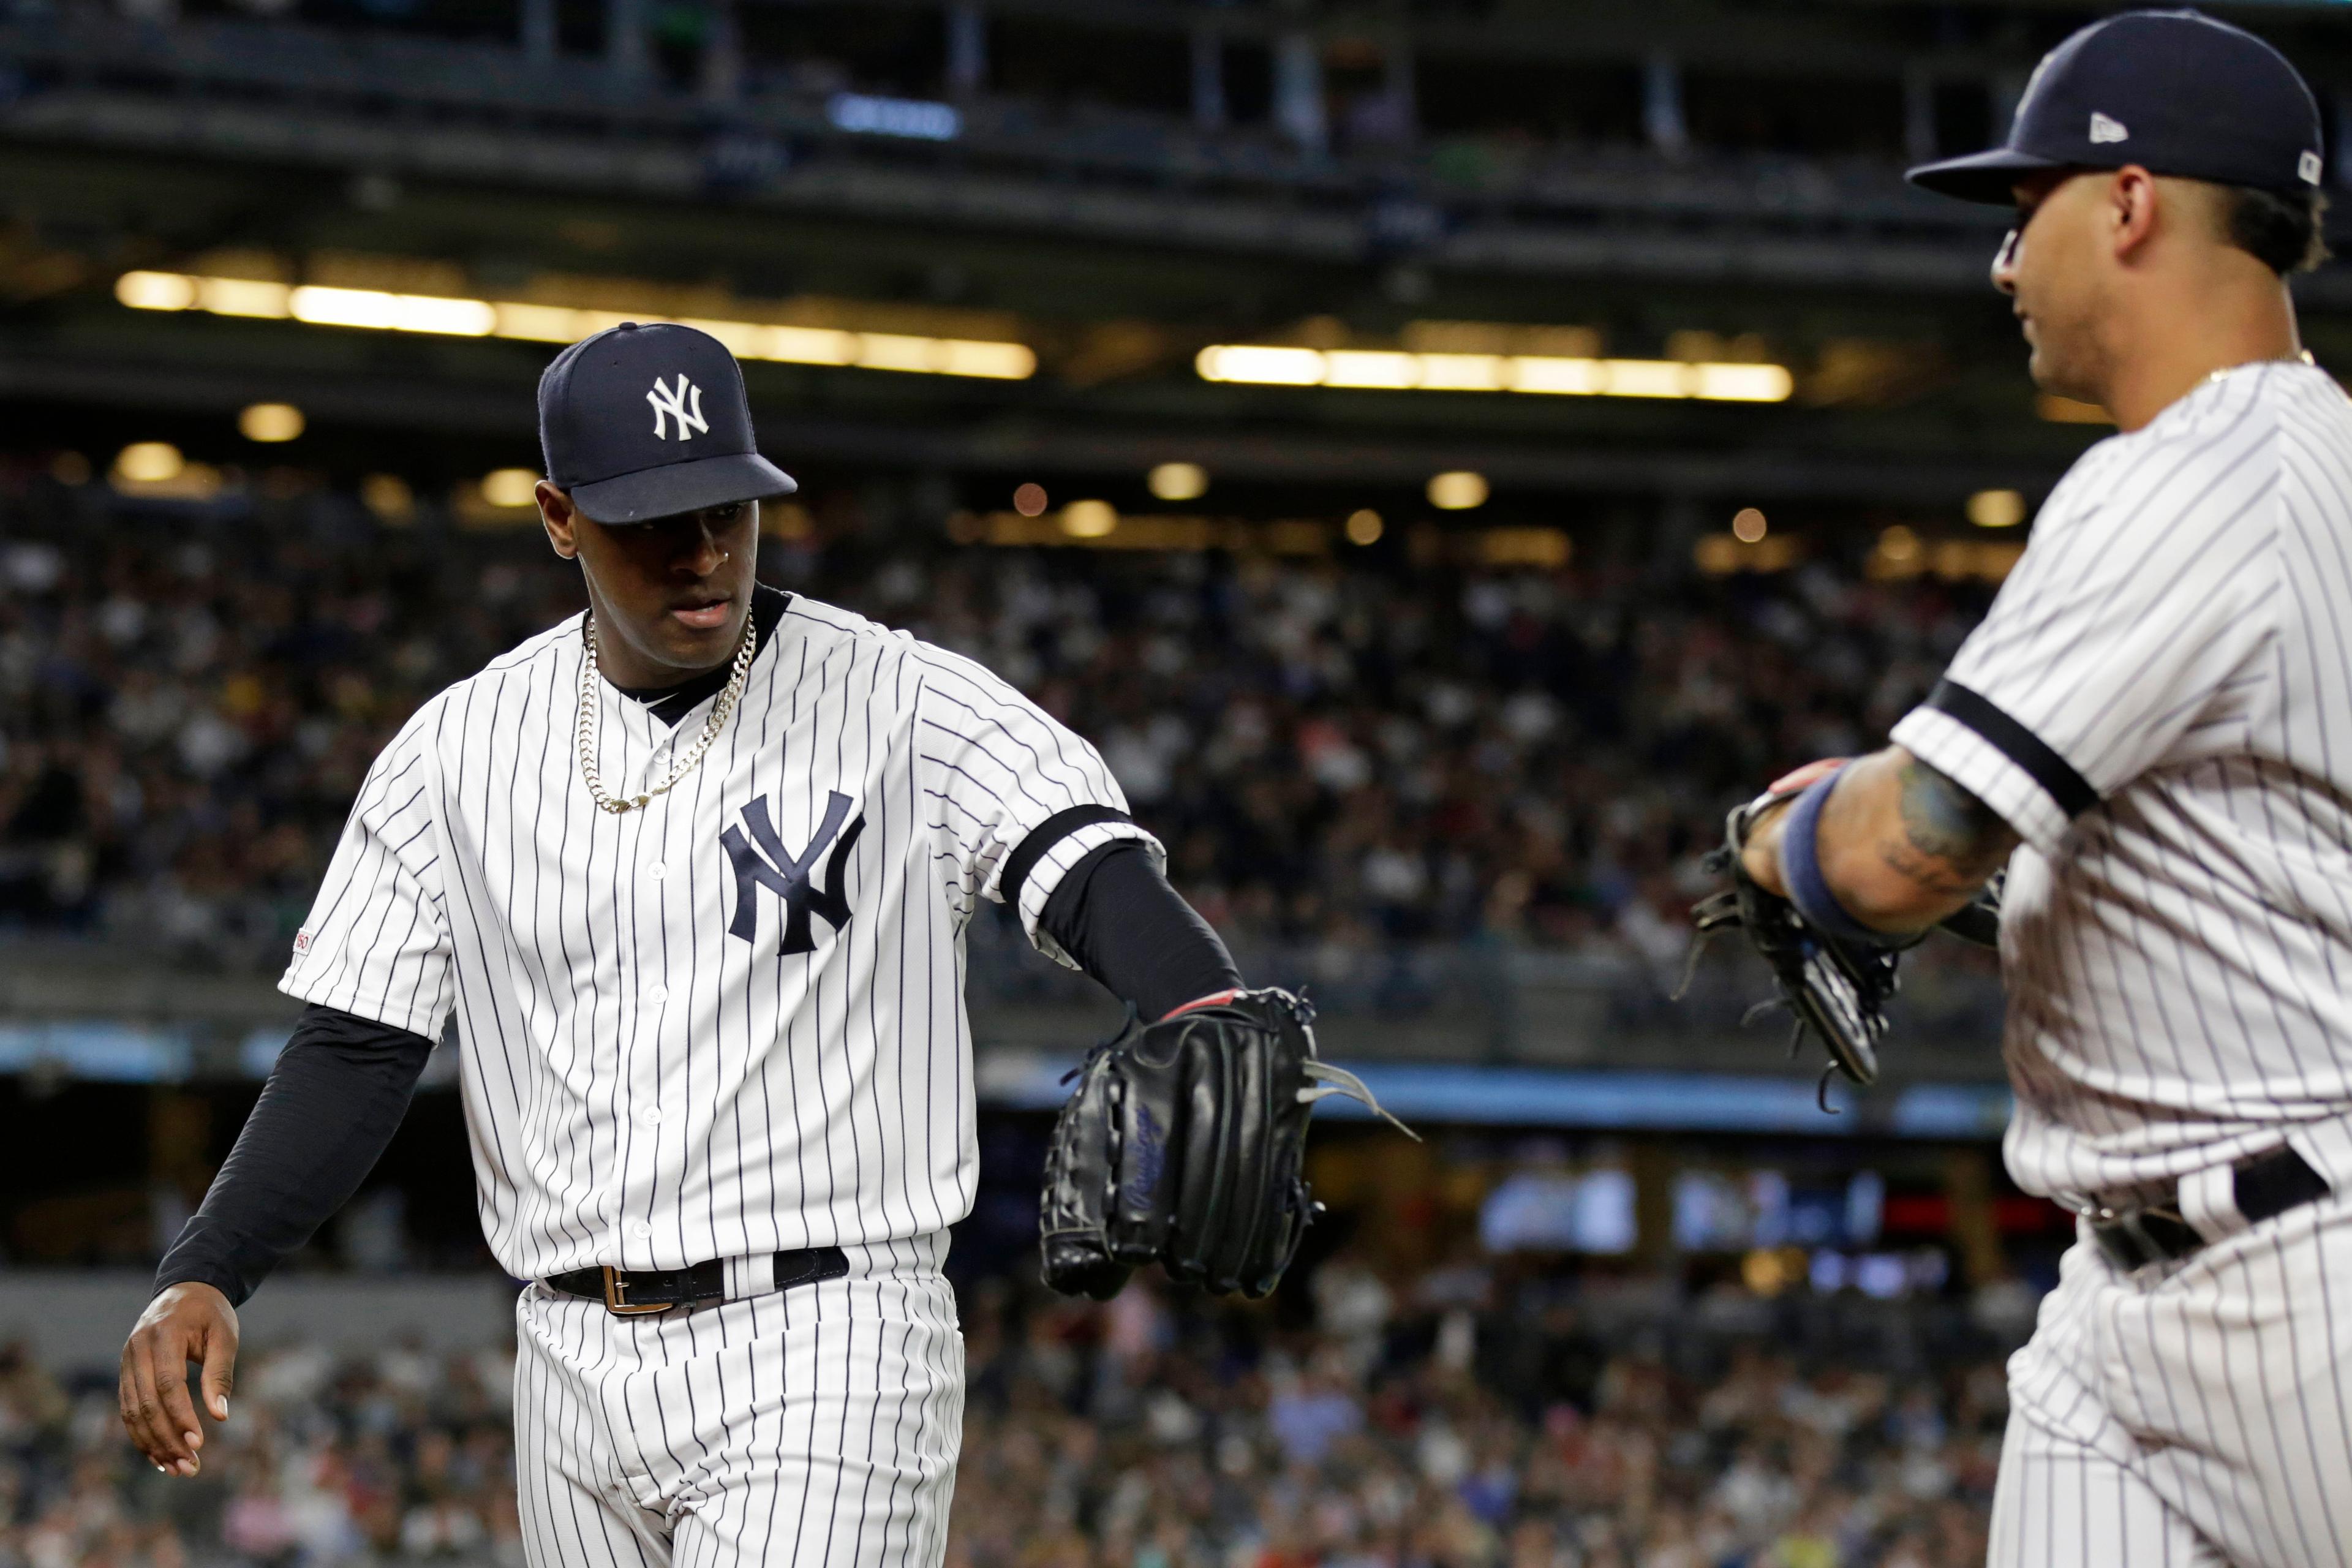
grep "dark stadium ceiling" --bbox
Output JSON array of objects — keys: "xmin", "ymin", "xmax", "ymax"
[{"xmin": 0, "ymin": 1, "xmax": 2345, "ymax": 511}]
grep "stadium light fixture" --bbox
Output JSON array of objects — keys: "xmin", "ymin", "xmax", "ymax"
[
  {"xmin": 114, "ymin": 271, "xmax": 1038, "ymax": 382},
  {"xmin": 238, "ymin": 403, "xmax": 305, "ymax": 443},
  {"xmin": 1061, "ymin": 500, "xmax": 1118, "ymax": 539},
  {"xmin": 1427, "ymin": 472, "xmax": 1489, "ymax": 510},
  {"xmin": 1198, "ymin": 345, "xmax": 1324, "ymax": 385},
  {"xmin": 1731, "ymin": 507, "xmax": 1768, "ymax": 543},
  {"xmin": 199, "ymin": 278, "xmax": 293, "ymax": 318},
  {"xmin": 290, "ymin": 285, "xmax": 496, "ymax": 336},
  {"xmin": 480, "ymin": 469, "xmax": 541, "ymax": 508},
  {"xmin": 1345, "ymin": 509, "xmax": 1384, "ymax": 545},
  {"xmin": 1195, "ymin": 343, "xmax": 1793, "ymax": 403},
  {"xmin": 115, "ymin": 442, "xmax": 183, "ymax": 483},
  {"xmin": 1967, "ymin": 489, "xmax": 2027, "ymax": 528},
  {"xmin": 1148, "ymin": 462, "xmax": 1209, "ymax": 502},
  {"xmin": 115, "ymin": 271, "xmax": 195, "ymax": 310}
]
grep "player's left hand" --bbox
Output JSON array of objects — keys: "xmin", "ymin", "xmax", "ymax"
[{"xmin": 119, "ymin": 1282, "xmax": 239, "ymax": 1477}]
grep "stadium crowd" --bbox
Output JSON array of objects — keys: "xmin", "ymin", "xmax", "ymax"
[
  {"xmin": 0, "ymin": 467, "xmax": 1996, "ymax": 980},
  {"xmin": 0, "ymin": 1247, "xmax": 2007, "ymax": 1568}
]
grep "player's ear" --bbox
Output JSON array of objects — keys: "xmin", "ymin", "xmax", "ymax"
[
  {"xmin": 2109, "ymin": 165, "xmax": 2162, "ymax": 261},
  {"xmin": 537, "ymin": 481, "xmax": 580, "ymax": 561}
]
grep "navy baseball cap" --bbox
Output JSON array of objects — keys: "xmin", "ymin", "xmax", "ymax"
[
  {"xmin": 537, "ymin": 322, "xmax": 797, "ymax": 524},
  {"xmin": 1907, "ymin": 9, "xmax": 2323, "ymax": 205}
]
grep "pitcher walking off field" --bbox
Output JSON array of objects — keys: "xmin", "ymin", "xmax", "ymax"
[{"xmin": 117, "ymin": 320, "xmax": 1248, "ymax": 1566}]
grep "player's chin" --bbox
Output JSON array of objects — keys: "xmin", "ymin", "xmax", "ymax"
[
  {"xmin": 2024, "ymin": 349, "xmax": 2070, "ymax": 396},
  {"xmin": 2027, "ymin": 361, "xmax": 2098, "ymax": 411}
]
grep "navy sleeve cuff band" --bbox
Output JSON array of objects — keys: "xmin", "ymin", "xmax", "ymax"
[
  {"xmin": 1001, "ymin": 804, "xmax": 1134, "ymax": 911},
  {"xmin": 1922, "ymin": 679, "xmax": 2098, "ymax": 819}
]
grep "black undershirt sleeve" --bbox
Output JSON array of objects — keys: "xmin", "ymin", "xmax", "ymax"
[
  {"xmin": 1036, "ymin": 840, "xmax": 1243, "ymax": 1021},
  {"xmin": 154, "ymin": 1003, "xmax": 435, "ymax": 1305}
]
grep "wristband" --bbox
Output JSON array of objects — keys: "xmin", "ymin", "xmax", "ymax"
[{"xmin": 1776, "ymin": 765, "xmax": 1895, "ymax": 948}]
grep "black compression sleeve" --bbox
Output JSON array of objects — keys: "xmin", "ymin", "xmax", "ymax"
[
  {"xmin": 154, "ymin": 1004, "xmax": 435, "ymax": 1306},
  {"xmin": 1037, "ymin": 840, "xmax": 1243, "ymax": 1020}
]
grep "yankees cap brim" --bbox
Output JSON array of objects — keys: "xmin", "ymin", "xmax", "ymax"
[
  {"xmin": 1906, "ymin": 146, "xmax": 2071, "ymax": 205},
  {"xmin": 568, "ymin": 450, "xmax": 799, "ymax": 526}
]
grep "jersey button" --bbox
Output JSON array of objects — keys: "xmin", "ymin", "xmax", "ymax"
[
  {"xmin": 635, "ymin": 1105, "xmax": 662, "ymax": 1128},
  {"xmin": 626, "ymin": 1219, "xmax": 653, "ymax": 1240},
  {"xmin": 648, "ymin": 862, "xmax": 666, "ymax": 881},
  {"xmin": 645, "ymin": 984, "xmax": 669, "ymax": 1006}
]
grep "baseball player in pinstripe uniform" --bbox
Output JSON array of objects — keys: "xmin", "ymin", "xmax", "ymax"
[
  {"xmin": 117, "ymin": 322, "xmax": 1251, "ymax": 1565},
  {"xmin": 1736, "ymin": 14, "xmax": 2352, "ymax": 1566}
]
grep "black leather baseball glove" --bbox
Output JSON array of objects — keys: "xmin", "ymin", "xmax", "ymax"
[
  {"xmin": 1686, "ymin": 789, "xmax": 2003, "ymax": 1092},
  {"xmin": 1039, "ymin": 987, "xmax": 1414, "ymax": 1301}
]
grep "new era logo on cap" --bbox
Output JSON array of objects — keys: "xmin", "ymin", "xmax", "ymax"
[
  {"xmin": 2089, "ymin": 111, "xmax": 2129, "ymax": 145},
  {"xmin": 2301, "ymin": 150, "xmax": 2324, "ymax": 187}
]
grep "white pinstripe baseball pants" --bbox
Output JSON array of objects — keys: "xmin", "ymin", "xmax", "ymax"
[
  {"xmin": 1990, "ymin": 1193, "xmax": 2352, "ymax": 1568},
  {"xmin": 511, "ymin": 1234, "xmax": 965, "ymax": 1568}
]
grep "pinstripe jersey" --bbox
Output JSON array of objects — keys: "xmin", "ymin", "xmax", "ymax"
[
  {"xmin": 279, "ymin": 588, "xmax": 1156, "ymax": 1280},
  {"xmin": 1891, "ymin": 360, "xmax": 2352, "ymax": 1207}
]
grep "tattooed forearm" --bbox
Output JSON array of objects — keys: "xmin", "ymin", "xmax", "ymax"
[{"xmin": 1876, "ymin": 757, "xmax": 2018, "ymax": 898}]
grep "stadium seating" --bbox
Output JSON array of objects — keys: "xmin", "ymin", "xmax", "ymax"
[{"xmin": 0, "ymin": 473, "xmax": 1996, "ymax": 983}]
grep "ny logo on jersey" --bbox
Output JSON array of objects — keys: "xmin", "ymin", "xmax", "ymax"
[
  {"xmin": 720, "ymin": 790, "xmax": 865, "ymax": 954},
  {"xmin": 647, "ymin": 374, "xmax": 709, "ymax": 441}
]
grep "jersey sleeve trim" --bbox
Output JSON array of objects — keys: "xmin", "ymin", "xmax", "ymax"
[
  {"xmin": 1001, "ymin": 804, "xmax": 1134, "ymax": 911},
  {"xmin": 1921, "ymin": 679, "xmax": 2098, "ymax": 817}
]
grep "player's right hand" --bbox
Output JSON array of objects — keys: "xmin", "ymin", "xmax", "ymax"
[
  {"xmin": 119, "ymin": 1281, "xmax": 239, "ymax": 1477},
  {"xmin": 1765, "ymin": 757, "xmax": 1849, "ymax": 797},
  {"xmin": 1738, "ymin": 758, "xmax": 1851, "ymax": 893}
]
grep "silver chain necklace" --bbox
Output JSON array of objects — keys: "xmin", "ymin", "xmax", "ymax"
[
  {"xmin": 575, "ymin": 610, "xmax": 757, "ymax": 814},
  {"xmin": 2204, "ymin": 350, "xmax": 2315, "ymax": 389}
]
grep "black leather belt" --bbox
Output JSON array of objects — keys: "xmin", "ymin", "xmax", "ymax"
[
  {"xmin": 2088, "ymin": 1147, "xmax": 2332, "ymax": 1273},
  {"xmin": 545, "ymin": 1246, "xmax": 849, "ymax": 1316}
]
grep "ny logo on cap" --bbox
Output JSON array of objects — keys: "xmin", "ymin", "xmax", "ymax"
[
  {"xmin": 647, "ymin": 374, "xmax": 709, "ymax": 441},
  {"xmin": 2088, "ymin": 112, "xmax": 2129, "ymax": 145}
]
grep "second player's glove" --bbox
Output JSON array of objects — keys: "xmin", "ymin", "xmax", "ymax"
[
  {"xmin": 1038, "ymin": 987, "xmax": 1414, "ymax": 1301},
  {"xmin": 1689, "ymin": 787, "xmax": 1906, "ymax": 1087},
  {"xmin": 1686, "ymin": 775, "xmax": 2003, "ymax": 1091}
]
